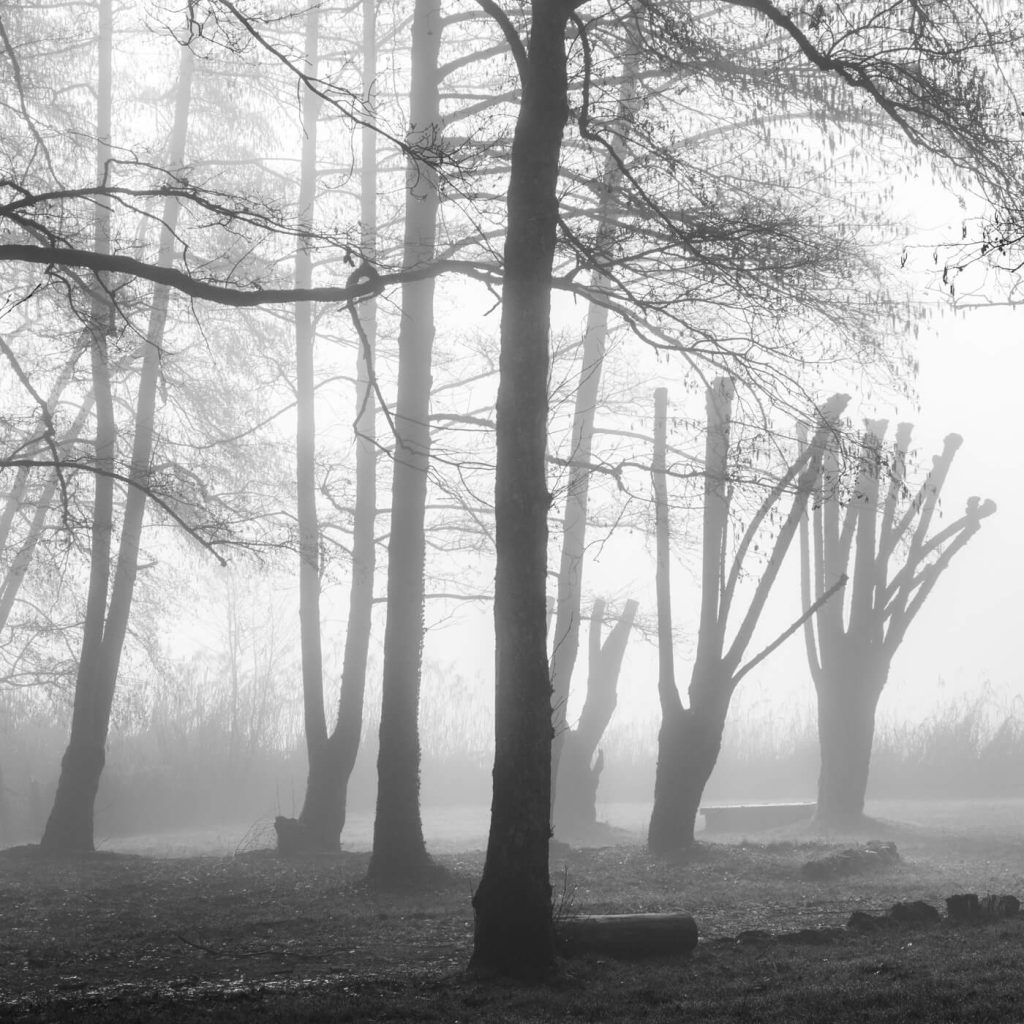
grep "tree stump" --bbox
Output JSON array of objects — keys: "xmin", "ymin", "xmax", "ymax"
[{"xmin": 557, "ymin": 912, "xmax": 698, "ymax": 958}]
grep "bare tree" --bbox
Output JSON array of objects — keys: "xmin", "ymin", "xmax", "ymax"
[
  {"xmin": 647, "ymin": 382, "xmax": 849, "ymax": 854},
  {"xmin": 799, "ymin": 420, "xmax": 995, "ymax": 827}
]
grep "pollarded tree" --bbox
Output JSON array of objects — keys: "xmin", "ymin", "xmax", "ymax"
[
  {"xmin": 647, "ymin": 382, "xmax": 849, "ymax": 854},
  {"xmin": 799, "ymin": 420, "xmax": 995, "ymax": 828}
]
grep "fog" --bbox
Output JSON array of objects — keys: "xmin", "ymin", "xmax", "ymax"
[
  {"xmin": 3, "ymin": 261, "xmax": 1022, "ymax": 853},
  {"xmin": 1, "ymin": 0, "xmax": 1022, "ymax": 874}
]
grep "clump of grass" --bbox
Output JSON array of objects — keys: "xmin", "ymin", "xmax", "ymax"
[{"xmin": 551, "ymin": 864, "xmax": 577, "ymax": 926}]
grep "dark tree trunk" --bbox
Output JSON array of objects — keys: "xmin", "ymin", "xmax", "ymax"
[
  {"xmin": 814, "ymin": 659, "xmax": 887, "ymax": 827},
  {"xmin": 367, "ymin": 0, "xmax": 441, "ymax": 886},
  {"xmin": 281, "ymin": 733, "xmax": 348, "ymax": 853},
  {"xmin": 40, "ymin": 0, "xmax": 115, "ymax": 853},
  {"xmin": 470, "ymin": 0, "xmax": 572, "ymax": 978},
  {"xmin": 554, "ymin": 598, "xmax": 637, "ymax": 836},
  {"xmin": 42, "ymin": 25, "xmax": 194, "ymax": 854},
  {"xmin": 648, "ymin": 679, "xmax": 731, "ymax": 854},
  {"xmin": 647, "ymin": 387, "xmax": 849, "ymax": 856}
]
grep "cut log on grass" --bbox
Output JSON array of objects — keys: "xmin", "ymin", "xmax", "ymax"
[{"xmin": 558, "ymin": 912, "xmax": 698, "ymax": 958}]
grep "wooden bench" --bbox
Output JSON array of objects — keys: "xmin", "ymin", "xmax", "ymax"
[{"xmin": 700, "ymin": 803, "xmax": 815, "ymax": 832}]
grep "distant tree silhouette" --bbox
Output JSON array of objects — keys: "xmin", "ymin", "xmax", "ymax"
[
  {"xmin": 800, "ymin": 421, "xmax": 995, "ymax": 827},
  {"xmin": 647, "ymin": 382, "xmax": 849, "ymax": 855}
]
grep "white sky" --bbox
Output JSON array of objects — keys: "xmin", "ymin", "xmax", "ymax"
[{"xmin": 416, "ymin": 293, "xmax": 1024, "ymax": 740}]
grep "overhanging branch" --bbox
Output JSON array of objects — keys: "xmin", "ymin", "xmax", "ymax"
[{"xmin": 0, "ymin": 244, "xmax": 500, "ymax": 307}]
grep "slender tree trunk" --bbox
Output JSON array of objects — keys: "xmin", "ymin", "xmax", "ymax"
[
  {"xmin": 40, "ymin": 0, "xmax": 115, "ymax": 853},
  {"xmin": 284, "ymin": 0, "xmax": 377, "ymax": 853},
  {"xmin": 367, "ymin": 0, "xmax": 441, "ymax": 885},
  {"xmin": 280, "ymin": 5, "xmax": 333, "ymax": 854},
  {"xmin": 41, "ymin": 34, "xmax": 194, "ymax": 853},
  {"xmin": 470, "ymin": 0, "xmax": 572, "ymax": 978},
  {"xmin": 549, "ymin": 36, "xmax": 641, "ymax": 792},
  {"xmin": 325, "ymin": 0, "xmax": 379, "ymax": 838}
]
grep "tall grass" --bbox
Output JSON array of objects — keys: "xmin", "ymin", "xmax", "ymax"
[
  {"xmin": 3, "ymin": 674, "xmax": 1022, "ymax": 846},
  {"xmin": 595, "ymin": 688, "xmax": 1024, "ymax": 806}
]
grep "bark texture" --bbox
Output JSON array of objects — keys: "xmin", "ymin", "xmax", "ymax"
[{"xmin": 470, "ymin": 0, "xmax": 572, "ymax": 978}]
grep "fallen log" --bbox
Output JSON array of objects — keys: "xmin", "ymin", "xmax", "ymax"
[{"xmin": 557, "ymin": 912, "xmax": 698, "ymax": 958}]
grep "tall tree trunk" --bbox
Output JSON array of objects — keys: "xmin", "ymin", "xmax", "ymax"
[
  {"xmin": 278, "ymin": 4, "xmax": 329, "ymax": 851},
  {"xmin": 283, "ymin": 0, "xmax": 377, "ymax": 854},
  {"xmin": 40, "ymin": 0, "xmax": 115, "ymax": 853},
  {"xmin": 295, "ymin": 1, "xmax": 326, "ymax": 770},
  {"xmin": 367, "ymin": 0, "xmax": 441, "ymax": 886},
  {"xmin": 322, "ymin": 0, "xmax": 379, "ymax": 842},
  {"xmin": 470, "ymin": 0, "xmax": 572, "ymax": 978},
  {"xmin": 41, "ymin": 34, "xmax": 193, "ymax": 853},
  {"xmin": 549, "ymin": 34, "xmax": 641, "ymax": 793},
  {"xmin": 280, "ymin": 5, "xmax": 331, "ymax": 853}
]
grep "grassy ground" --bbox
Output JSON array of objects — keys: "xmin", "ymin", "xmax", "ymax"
[{"xmin": 3, "ymin": 804, "xmax": 1024, "ymax": 1022}]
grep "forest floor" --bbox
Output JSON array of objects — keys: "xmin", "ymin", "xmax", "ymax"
[{"xmin": 3, "ymin": 799, "xmax": 1024, "ymax": 1022}]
